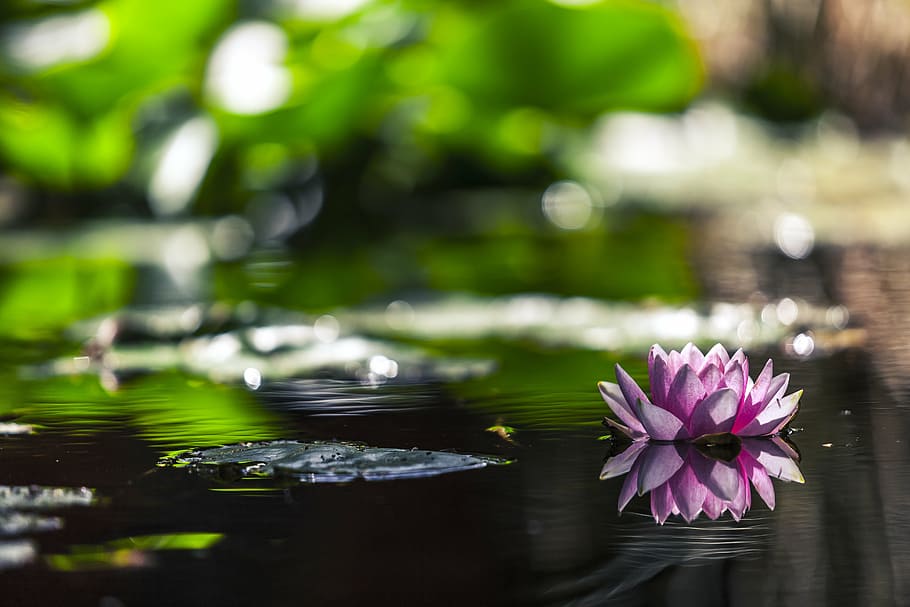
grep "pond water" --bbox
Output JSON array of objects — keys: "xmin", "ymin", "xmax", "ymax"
[{"xmin": 0, "ymin": 215, "xmax": 908, "ymax": 606}]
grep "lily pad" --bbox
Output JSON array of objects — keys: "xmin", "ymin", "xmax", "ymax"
[{"xmin": 165, "ymin": 440, "xmax": 509, "ymax": 483}]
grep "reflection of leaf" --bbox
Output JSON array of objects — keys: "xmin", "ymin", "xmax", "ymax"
[
  {"xmin": 45, "ymin": 533, "xmax": 223, "ymax": 572},
  {"xmin": 214, "ymin": 214, "xmax": 695, "ymax": 308},
  {"xmin": 13, "ymin": 372, "xmax": 281, "ymax": 451},
  {"xmin": 0, "ymin": 257, "xmax": 133, "ymax": 337},
  {"xmin": 416, "ymin": 216, "xmax": 696, "ymax": 300},
  {"xmin": 453, "ymin": 344, "xmax": 637, "ymax": 429},
  {"xmin": 125, "ymin": 373, "xmax": 282, "ymax": 448},
  {"xmin": 106, "ymin": 532, "xmax": 223, "ymax": 551}
]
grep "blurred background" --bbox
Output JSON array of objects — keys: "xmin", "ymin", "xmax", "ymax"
[
  {"xmin": 3, "ymin": 0, "xmax": 908, "ymax": 321},
  {"xmin": 3, "ymin": 1, "xmax": 910, "ymax": 604},
  {"xmin": 0, "ymin": 0, "xmax": 908, "ymax": 323}
]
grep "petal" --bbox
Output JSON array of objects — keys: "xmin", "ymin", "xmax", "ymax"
[
  {"xmin": 669, "ymin": 454, "xmax": 707, "ymax": 523},
  {"xmin": 738, "ymin": 390, "xmax": 801, "ymax": 437},
  {"xmin": 727, "ymin": 464, "xmax": 750, "ymax": 521},
  {"xmin": 760, "ymin": 373, "xmax": 790, "ymax": 409},
  {"xmin": 637, "ymin": 443, "xmax": 685, "ymax": 494},
  {"xmin": 704, "ymin": 343, "xmax": 730, "ymax": 368},
  {"xmin": 648, "ymin": 344, "xmax": 668, "ymax": 367},
  {"xmin": 598, "ymin": 381, "xmax": 647, "ymax": 436},
  {"xmin": 680, "ymin": 342, "xmax": 705, "ymax": 371},
  {"xmin": 667, "ymin": 364, "xmax": 707, "ymax": 422},
  {"xmin": 698, "ymin": 363, "xmax": 723, "ymax": 393},
  {"xmin": 668, "ymin": 350, "xmax": 685, "ymax": 376},
  {"xmin": 689, "ymin": 449, "xmax": 743, "ymax": 502},
  {"xmin": 651, "ymin": 483, "xmax": 675, "ymax": 524},
  {"xmin": 742, "ymin": 437, "xmax": 805, "ymax": 483},
  {"xmin": 636, "ymin": 399, "xmax": 687, "ymax": 441},
  {"xmin": 688, "ymin": 388, "xmax": 739, "ymax": 437},
  {"xmin": 726, "ymin": 348, "xmax": 748, "ymax": 376},
  {"xmin": 602, "ymin": 416, "xmax": 647, "ymax": 441},
  {"xmin": 649, "ymin": 355, "xmax": 672, "ymax": 407},
  {"xmin": 615, "ymin": 363, "xmax": 652, "ymax": 412},
  {"xmin": 769, "ymin": 404, "xmax": 800, "ymax": 435},
  {"xmin": 618, "ymin": 457, "xmax": 642, "ymax": 511},
  {"xmin": 740, "ymin": 451, "xmax": 776, "ymax": 510},
  {"xmin": 750, "ymin": 359, "xmax": 774, "ymax": 404},
  {"xmin": 702, "ymin": 492, "xmax": 723, "ymax": 519},
  {"xmin": 734, "ymin": 371, "xmax": 786, "ymax": 434},
  {"xmin": 722, "ymin": 362, "xmax": 746, "ymax": 403},
  {"xmin": 600, "ymin": 441, "xmax": 649, "ymax": 480}
]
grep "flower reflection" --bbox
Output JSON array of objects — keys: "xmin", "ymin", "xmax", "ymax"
[{"xmin": 600, "ymin": 437, "xmax": 804, "ymax": 524}]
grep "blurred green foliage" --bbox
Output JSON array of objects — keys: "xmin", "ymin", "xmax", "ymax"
[{"xmin": 0, "ymin": 0, "xmax": 703, "ymax": 199}]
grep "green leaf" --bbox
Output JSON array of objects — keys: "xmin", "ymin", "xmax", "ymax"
[{"xmin": 433, "ymin": 0, "xmax": 703, "ymax": 116}]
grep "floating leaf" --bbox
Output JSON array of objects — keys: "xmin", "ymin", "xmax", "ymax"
[{"xmin": 166, "ymin": 440, "xmax": 510, "ymax": 483}]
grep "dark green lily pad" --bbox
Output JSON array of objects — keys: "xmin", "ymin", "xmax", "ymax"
[{"xmin": 165, "ymin": 440, "xmax": 509, "ymax": 483}]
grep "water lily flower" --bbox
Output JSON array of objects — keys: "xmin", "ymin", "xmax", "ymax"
[
  {"xmin": 599, "ymin": 343, "xmax": 801, "ymax": 441},
  {"xmin": 600, "ymin": 437, "xmax": 804, "ymax": 524}
]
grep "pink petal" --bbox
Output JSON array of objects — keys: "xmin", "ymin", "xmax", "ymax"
[
  {"xmin": 704, "ymin": 343, "xmax": 730, "ymax": 368},
  {"xmin": 668, "ymin": 350, "xmax": 685, "ymax": 376},
  {"xmin": 722, "ymin": 362, "xmax": 746, "ymax": 403},
  {"xmin": 600, "ymin": 441, "xmax": 649, "ymax": 480},
  {"xmin": 702, "ymin": 492, "xmax": 723, "ymax": 519},
  {"xmin": 726, "ymin": 348, "xmax": 748, "ymax": 377},
  {"xmin": 769, "ymin": 404, "xmax": 800, "ymax": 435},
  {"xmin": 648, "ymin": 344, "xmax": 668, "ymax": 367},
  {"xmin": 667, "ymin": 364, "xmax": 706, "ymax": 423},
  {"xmin": 698, "ymin": 363, "xmax": 723, "ymax": 393},
  {"xmin": 615, "ymin": 363, "xmax": 652, "ymax": 412},
  {"xmin": 602, "ymin": 416, "xmax": 647, "ymax": 441},
  {"xmin": 733, "ymin": 371, "xmax": 785, "ymax": 433},
  {"xmin": 598, "ymin": 381, "xmax": 647, "ymax": 436},
  {"xmin": 680, "ymin": 342, "xmax": 705, "ymax": 371},
  {"xmin": 688, "ymin": 388, "xmax": 738, "ymax": 437},
  {"xmin": 650, "ymin": 483, "xmax": 675, "ymax": 524},
  {"xmin": 637, "ymin": 443, "xmax": 685, "ymax": 494},
  {"xmin": 618, "ymin": 458, "xmax": 642, "ymax": 511},
  {"xmin": 727, "ymin": 463, "xmax": 750, "ymax": 521},
  {"xmin": 741, "ymin": 451, "xmax": 776, "ymax": 510},
  {"xmin": 760, "ymin": 373, "xmax": 790, "ymax": 408},
  {"xmin": 738, "ymin": 390, "xmax": 801, "ymax": 437},
  {"xmin": 742, "ymin": 436, "xmax": 805, "ymax": 483},
  {"xmin": 689, "ymin": 450, "xmax": 743, "ymax": 502},
  {"xmin": 750, "ymin": 359, "xmax": 774, "ymax": 404},
  {"xmin": 636, "ymin": 399, "xmax": 687, "ymax": 440},
  {"xmin": 669, "ymin": 454, "xmax": 707, "ymax": 523},
  {"xmin": 648, "ymin": 355, "xmax": 672, "ymax": 407}
]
